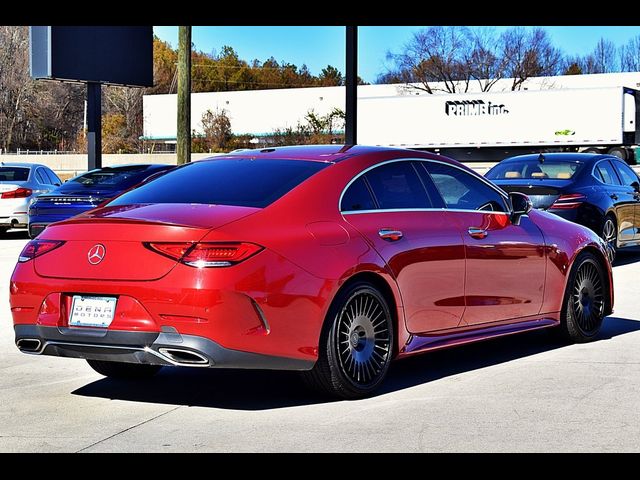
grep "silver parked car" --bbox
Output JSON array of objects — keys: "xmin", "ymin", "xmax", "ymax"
[{"xmin": 0, "ymin": 162, "xmax": 61, "ymax": 234}]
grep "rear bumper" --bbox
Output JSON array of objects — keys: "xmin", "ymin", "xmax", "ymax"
[
  {"xmin": 0, "ymin": 198, "xmax": 29, "ymax": 227},
  {"xmin": 10, "ymin": 248, "xmax": 333, "ymax": 364},
  {"xmin": 0, "ymin": 213, "xmax": 28, "ymax": 227},
  {"xmin": 14, "ymin": 324, "xmax": 314, "ymax": 371}
]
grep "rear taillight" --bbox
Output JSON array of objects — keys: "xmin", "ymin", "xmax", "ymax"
[
  {"xmin": 550, "ymin": 193, "xmax": 586, "ymax": 210},
  {"xmin": 144, "ymin": 242, "xmax": 263, "ymax": 267},
  {"xmin": 18, "ymin": 240, "xmax": 65, "ymax": 262},
  {"xmin": 1, "ymin": 187, "xmax": 32, "ymax": 199}
]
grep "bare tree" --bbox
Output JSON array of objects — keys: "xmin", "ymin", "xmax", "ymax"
[
  {"xmin": 387, "ymin": 26, "xmax": 474, "ymax": 94},
  {"xmin": 0, "ymin": 26, "xmax": 34, "ymax": 151},
  {"xmin": 500, "ymin": 27, "xmax": 563, "ymax": 90},
  {"xmin": 620, "ymin": 35, "xmax": 640, "ymax": 72},
  {"xmin": 468, "ymin": 28, "xmax": 507, "ymax": 91},
  {"xmin": 105, "ymin": 86, "xmax": 145, "ymax": 152},
  {"xmin": 592, "ymin": 38, "xmax": 618, "ymax": 73}
]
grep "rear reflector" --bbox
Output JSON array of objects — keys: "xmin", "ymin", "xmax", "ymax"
[
  {"xmin": 1, "ymin": 187, "xmax": 32, "ymax": 199},
  {"xmin": 18, "ymin": 240, "xmax": 65, "ymax": 262},
  {"xmin": 144, "ymin": 242, "xmax": 263, "ymax": 267},
  {"xmin": 550, "ymin": 193, "xmax": 586, "ymax": 210}
]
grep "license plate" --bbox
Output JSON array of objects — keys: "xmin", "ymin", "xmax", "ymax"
[{"xmin": 69, "ymin": 295, "xmax": 117, "ymax": 328}]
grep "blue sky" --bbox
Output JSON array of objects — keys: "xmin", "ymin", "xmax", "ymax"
[{"xmin": 153, "ymin": 26, "xmax": 640, "ymax": 83}]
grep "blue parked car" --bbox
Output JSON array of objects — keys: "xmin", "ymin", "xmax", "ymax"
[{"xmin": 28, "ymin": 164, "xmax": 174, "ymax": 238}]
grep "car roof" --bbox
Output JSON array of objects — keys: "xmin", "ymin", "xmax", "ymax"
[
  {"xmin": 202, "ymin": 144, "xmax": 454, "ymax": 164},
  {"xmin": 0, "ymin": 162, "xmax": 48, "ymax": 168},
  {"xmin": 501, "ymin": 153, "xmax": 616, "ymax": 164}
]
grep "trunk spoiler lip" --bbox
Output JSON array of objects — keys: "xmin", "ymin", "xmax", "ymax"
[{"xmin": 45, "ymin": 203, "xmax": 262, "ymax": 231}]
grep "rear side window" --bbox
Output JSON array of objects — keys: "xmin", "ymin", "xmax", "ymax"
[
  {"xmin": 0, "ymin": 167, "xmax": 29, "ymax": 182},
  {"xmin": 595, "ymin": 161, "xmax": 621, "ymax": 185},
  {"xmin": 44, "ymin": 169, "xmax": 61, "ymax": 185},
  {"xmin": 35, "ymin": 168, "xmax": 48, "ymax": 184},
  {"xmin": 341, "ymin": 177, "xmax": 376, "ymax": 212},
  {"xmin": 364, "ymin": 161, "xmax": 432, "ymax": 209},
  {"xmin": 424, "ymin": 162, "xmax": 507, "ymax": 212},
  {"xmin": 109, "ymin": 159, "xmax": 328, "ymax": 209}
]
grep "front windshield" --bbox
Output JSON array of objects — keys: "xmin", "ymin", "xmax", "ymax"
[{"xmin": 487, "ymin": 159, "xmax": 584, "ymax": 180}]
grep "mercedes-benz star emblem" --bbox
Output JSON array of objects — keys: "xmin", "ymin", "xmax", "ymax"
[{"xmin": 87, "ymin": 244, "xmax": 106, "ymax": 265}]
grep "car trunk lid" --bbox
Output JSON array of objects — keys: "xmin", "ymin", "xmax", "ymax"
[
  {"xmin": 493, "ymin": 179, "xmax": 572, "ymax": 210},
  {"xmin": 34, "ymin": 203, "xmax": 260, "ymax": 281}
]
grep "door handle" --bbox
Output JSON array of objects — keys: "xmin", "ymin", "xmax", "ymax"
[
  {"xmin": 378, "ymin": 228, "xmax": 403, "ymax": 241},
  {"xmin": 610, "ymin": 194, "xmax": 618, "ymax": 200},
  {"xmin": 468, "ymin": 227, "xmax": 488, "ymax": 239}
]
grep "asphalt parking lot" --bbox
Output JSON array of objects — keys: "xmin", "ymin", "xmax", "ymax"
[{"xmin": 1, "ymin": 229, "xmax": 639, "ymax": 452}]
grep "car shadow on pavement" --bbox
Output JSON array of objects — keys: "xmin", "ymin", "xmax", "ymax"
[
  {"xmin": 613, "ymin": 248, "xmax": 640, "ymax": 266},
  {"xmin": 0, "ymin": 229, "xmax": 29, "ymax": 240},
  {"xmin": 71, "ymin": 316, "xmax": 640, "ymax": 410}
]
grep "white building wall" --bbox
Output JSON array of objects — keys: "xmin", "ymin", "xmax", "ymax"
[{"xmin": 142, "ymin": 72, "xmax": 640, "ymax": 140}]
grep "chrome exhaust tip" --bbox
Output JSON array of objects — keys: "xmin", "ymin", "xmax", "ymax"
[
  {"xmin": 158, "ymin": 348, "xmax": 209, "ymax": 365},
  {"xmin": 16, "ymin": 338, "xmax": 42, "ymax": 353}
]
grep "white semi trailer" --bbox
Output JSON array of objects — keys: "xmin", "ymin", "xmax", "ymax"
[{"xmin": 358, "ymin": 86, "xmax": 640, "ymax": 163}]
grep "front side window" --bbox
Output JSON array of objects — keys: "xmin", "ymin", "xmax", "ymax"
[
  {"xmin": 364, "ymin": 161, "xmax": 432, "ymax": 209},
  {"xmin": 613, "ymin": 160, "xmax": 639, "ymax": 187},
  {"xmin": 423, "ymin": 162, "xmax": 507, "ymax": 212}
]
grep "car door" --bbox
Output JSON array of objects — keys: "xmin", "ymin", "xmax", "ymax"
[
  {"xmin": 421, "ymin": 161, "xmax": 546, "ymax": 326},
  {"xmin": 593, "ymin": 159, "xmax": 636, "ymax": 243},
  {"xmin": 341, "ymin": 159, "xmax": 466, "ymax": 333},
  {"xmin": 610, "ymin": 159, "xmax": 640, "ymax": 241}
]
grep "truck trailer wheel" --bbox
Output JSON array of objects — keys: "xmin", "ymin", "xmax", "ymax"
[
  {"xmin": 607, "ymin": 147, "xmax": 629, "ymax": 162},
  {"xmin": 582, "ymin": 147, "xmax": 603, "ymax": 154}
]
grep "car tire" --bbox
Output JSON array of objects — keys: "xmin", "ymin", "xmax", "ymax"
[
  {"xmin": 86, "ymin": 359, "xmax": 162, "ymax": 379},
  {"xmin": 600, "ymin": 215, "xmax": 617, "ymax": 264},
  {"xmin": 560, "ymin": 252, "xmax": 607, "ymax": 343},
  {"xmin": 301, "ymin": 282, "xmax": 394, "ymax": 399}
]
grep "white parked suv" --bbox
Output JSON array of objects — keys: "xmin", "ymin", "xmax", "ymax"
[{"xmin": 0, "ymin": 162, "xmax": 61, "ymax": 234}]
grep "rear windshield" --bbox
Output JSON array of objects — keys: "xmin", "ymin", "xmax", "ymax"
[
  {"xmin": 108, "ymin": 158, "xmax": 329, "ymax": 208},
  {"xmin": 486, "ymin": 159, "xmax": 584, "ymax": 180},
  {"xmin": 0, "ymin": 167, "xmax": 29, "ymax": 182},
  {"xmin": 69, "ymin": 165, "xmax": 154, "ymax": 189}
]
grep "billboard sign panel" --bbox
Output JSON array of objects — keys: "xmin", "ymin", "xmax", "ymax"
[{"xmin": 30, "ymin": 26, "xmax": 153, "ymax": 87}]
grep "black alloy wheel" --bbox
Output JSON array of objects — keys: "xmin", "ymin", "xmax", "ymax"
[
  {"xmin": 335, "ymin": 289, "xmax": 391, "ymax": 387},
  {"xmin": 601, "ymin": 216, "xmax": 617, "ymax": 264},
  {"xmin": 302, "ymin": 282, "xmax": 394, "ymax": 399},
  {"xmin": 561, "ymin": 252, "xmax": 607, "ymax": 342}
]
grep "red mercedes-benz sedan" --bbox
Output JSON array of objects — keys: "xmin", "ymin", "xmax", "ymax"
[{"xmin": 10, "ymin": 146, "xmax": 613, "ymax": 398}]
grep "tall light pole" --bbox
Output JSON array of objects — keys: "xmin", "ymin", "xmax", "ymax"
[
  {"xmin": 345, "ymin": 26, "xmax": 357, "ymax": 145},
  {"xmin": 177, "ymin": 26, "xmax": 192, "ymax": 164}
]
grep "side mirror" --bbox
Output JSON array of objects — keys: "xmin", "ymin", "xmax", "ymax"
[
  {"xmin": 632, "ymin": 181, "xmax": 640, "ymax": 193},
  {"xmin": 509, "ymin": 192, "xmax": 532, "ymax": 225}
]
